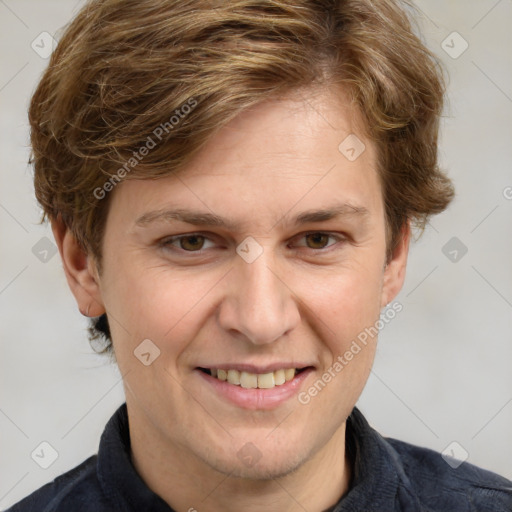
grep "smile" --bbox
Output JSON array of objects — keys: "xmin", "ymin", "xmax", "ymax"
[
  {"xmin": 195, "ymin": 365, "xmax": 314, "ymax": 410},
  {"xmin": 198, "ymin": 367, "xmax": 307, "ymax": 389}
]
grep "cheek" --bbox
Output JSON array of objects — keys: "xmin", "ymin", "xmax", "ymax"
[
  {"xmin": 295, "ymin": 268, "xmax": 382, "ymax": 413},
  {"xmin": 103, "ymin": 260, "xmax": 223, "ymax": 352},
  {"xmin": 295, "ymin": 259, "xmax": 384, "ymax": 332},
  {"xmin": 289, "ymin": 256, "xmax": 384, "ymax": 396}
]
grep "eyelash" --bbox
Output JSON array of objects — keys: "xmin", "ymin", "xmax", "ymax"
[{"xmin": 159, "ymin": 231, "xmax": 346, "ymax": 255}]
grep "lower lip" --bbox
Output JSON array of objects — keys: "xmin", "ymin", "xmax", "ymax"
[{"xmin": 196, "ymin": 368, "xmax": 314, "ymax": 410}]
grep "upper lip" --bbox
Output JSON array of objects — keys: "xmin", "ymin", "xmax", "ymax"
[{"xmin": 196, "ymin": 363, "xmax": 314, "ymax": 373}]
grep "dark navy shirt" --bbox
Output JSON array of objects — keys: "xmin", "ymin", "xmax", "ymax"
[{"xmin": 6, "ymin": 403, "xmax": 512, "ymax": 511}]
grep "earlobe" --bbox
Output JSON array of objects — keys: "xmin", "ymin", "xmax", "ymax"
[
  {"xmin": 380, "ymin": 221, "xmax": 410, "ymax": 308},
  {"xmin": 51, "ymin": 215, "xmax": 106, "ymax": 318}
]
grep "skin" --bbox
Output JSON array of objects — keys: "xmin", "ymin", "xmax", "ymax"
[{"xmin": 53, "ymin": 85, "xmax": 409, "ymax": 512}]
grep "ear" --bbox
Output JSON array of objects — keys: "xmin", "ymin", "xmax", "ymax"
[
  {"xmin": 51, "ymin": 216, "xmax": 106, "ymax": 317},
  {"xmin": 380, "ymin": 221, "xmax": 410, "ymax": 308}
]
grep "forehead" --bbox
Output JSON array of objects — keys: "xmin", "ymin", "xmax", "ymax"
[
  {"xmin": 108, "ymin": 86, "xmax": 382, "ymax": 228},
  {"xmin": 184, "ymin": 86, "xmax": 370, "ymax": 177}
]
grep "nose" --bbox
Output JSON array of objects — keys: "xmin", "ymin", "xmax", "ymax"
[{"xmin": 217, "ymin": 250, "xmax": 301, "ymax": 345}]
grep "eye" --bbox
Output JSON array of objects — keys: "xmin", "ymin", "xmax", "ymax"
[
  {"xmin": 294, "ymin": 232, "xmax": 342, "ymax": 250},
  {"xmin": 162, "ymin": 234, "xmax": 216, "ymax": 252}
]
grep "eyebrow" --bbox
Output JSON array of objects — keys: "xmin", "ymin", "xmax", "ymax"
[{"xmin": 134, "ymin": 202, "xmax": 370, "ymax": 230}]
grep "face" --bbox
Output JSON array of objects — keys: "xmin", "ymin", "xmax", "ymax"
[{"xmin": 62, "ymin": 86, "xmax": 408, "ymax": 480}]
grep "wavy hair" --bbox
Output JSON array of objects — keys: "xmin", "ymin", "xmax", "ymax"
[{"xmin": 29, "ymin": 0, "xmax": 454, "ymax": 357}]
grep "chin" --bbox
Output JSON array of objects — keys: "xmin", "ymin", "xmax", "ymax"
[
  {"xmin": 201, "ymin": 440, "xmax": 312, "ymax": 481},
  {"xmin": 211, "ymin": 456, "xmax": 306, "ymax": 481}
]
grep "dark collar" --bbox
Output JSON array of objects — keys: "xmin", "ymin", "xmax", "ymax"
[
  {"xmin": 96, "ymin": 403, "xmax": 406, "ymax": 511},
  {"xmin": 97, "ymin": 403, "xmax": 172, "ymax": 510}
]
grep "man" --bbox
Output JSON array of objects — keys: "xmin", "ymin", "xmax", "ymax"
[{"xmin": 8, "ymin": 0, "xmax": 512, "ymax": 510}]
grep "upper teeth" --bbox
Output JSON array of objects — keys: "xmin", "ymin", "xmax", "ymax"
[{"xmin": 211, "ymin": 368, "xmax": 297, "ymax": 389}]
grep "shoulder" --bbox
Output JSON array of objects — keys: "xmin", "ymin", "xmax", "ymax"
[
  {"xmin": 386, "ymin": 436, "xmax": 512, "ymax": 511},
  {"xmin": 5, "ymin": 456, "xmax": 112, "ymax": 512}
]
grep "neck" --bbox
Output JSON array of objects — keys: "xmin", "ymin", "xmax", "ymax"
[{"xmin": 128, "ymin": 410, "xmax": 352, "ymax": 512}]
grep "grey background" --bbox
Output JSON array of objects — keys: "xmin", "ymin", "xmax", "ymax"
[{"xmin": 1, "ymin": 0, "xmax": 511, "ymax": 508}]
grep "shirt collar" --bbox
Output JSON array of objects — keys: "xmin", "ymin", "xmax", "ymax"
[
  {"xmin": 97, "ymin": 403, "xmax": 409, "ymax": 511},
  {"xmin": 97, "ymin": 403, "xmax": 173, "ymax": 511},
  {"xmin": 331, "ymin": 407, "xmax": 406, "ymax": 511}
]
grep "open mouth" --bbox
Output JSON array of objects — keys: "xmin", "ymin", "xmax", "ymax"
[{"xmin": 197, "ymin": 367, "xmax": 311, "ymax": 389}]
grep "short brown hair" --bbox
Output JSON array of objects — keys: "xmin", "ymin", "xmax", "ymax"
[{"xmin": 29, "ymin": 0, "xmax": 454, "ymax": 356}]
